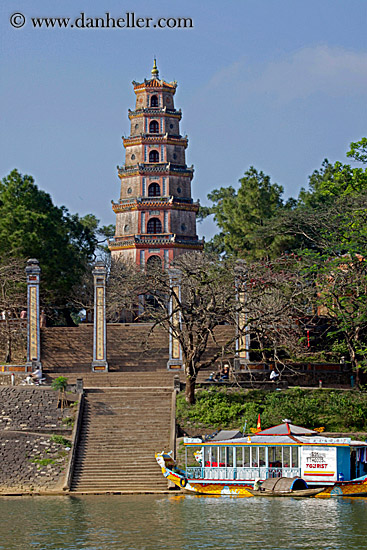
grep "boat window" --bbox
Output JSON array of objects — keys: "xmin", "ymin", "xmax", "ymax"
[
  {"xmin": 242, "ymin": 447, "xmax": 250, "ymax": 468},
  {"xmin": 228, "ymin": 447, "xmax": 234, "ymax": 467},
  {"xmin": 282, "ymin": 447, "xmax": 290, "ymax": 468},
  {"xmin": 219, "ymin": 447, "xmax": 226, "ymax": 467},
  {"xmin": 187, "ymin": 446, "xmax": 202, "ymax": 467},
  {"xmin": 269, "ymin": 447, "xmax": 282, "ymax": 467},
  {"xmin": 215, "ymin": 446, "xmax": 220, "ymax": 467},
  {"xmin": 259, "ymin": 447, "xmax": 266, "ymax": 467},
  {"xmin": 204, "ymin": 446, "xmax": 211, "ymax": 466},
  {"xmin": 291, "ymin": 447, "xmax": 299, "ymax": 468},
  {"xmin": 252, "ymin": 447, "xmax": 260, "ymax": 467},
  {"xmin": 236, "ymin": 447, "xmax": 243, "ymax": 467}
]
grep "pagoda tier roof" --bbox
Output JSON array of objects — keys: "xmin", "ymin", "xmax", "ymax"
[
  {"xmin": 132, "ymin": 78, "xmax": 177, "ymax": 92},
  {"xmin": 128, "ymin": 107, "xmax": 182, "ymax": 119},
  {"xmin": 109, "ymin": 233, "xmax": 204, "ymax": 251},
  {"xmin": 112, "ymin": 196, "xmax": 199, "ymax": 213},
  {"xmin": 117, "ymin": 162, "xmax": 194, "ymax": 178},
  {"xmin": 123, "ymin": 135, "xmax": 188, "ymax": 148}
]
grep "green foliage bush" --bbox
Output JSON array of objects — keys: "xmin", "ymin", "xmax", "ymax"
[
  {"xmin": 50, "ymin": 435, "xmax": 71, "ymax": 446},
  {"xmin": 176, "ymin": 388, "xmax": 367, "ymax": 433},
  {"xmin": 51, "ymin": 376, "xmax": 68, "ymax": 392}
]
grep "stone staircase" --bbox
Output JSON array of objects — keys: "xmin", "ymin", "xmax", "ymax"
[
  {"xmin": 41, "ymin": 323, "xmax": 235, "ymax": 373},
  {"xmin": 70, "ymin": 375, "xmax": 174, "ymax": 493},
  {"xmin": 46, "ymin": 371, "xmax": 176, "ymax": 387}
]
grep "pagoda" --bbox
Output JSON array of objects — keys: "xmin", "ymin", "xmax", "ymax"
[{"xmin": 109, "ymin": 60, "xmax": 203, "ymax": 267}]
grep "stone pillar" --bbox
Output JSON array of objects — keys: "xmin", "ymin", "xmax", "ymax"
[
  {"xmin": 25, "ymin": 258, "xmax": 42, "ymax": 370},
  {"xmin": 92, "ymin": 262, "xmax": 108, "ymax": 372},
  {"xmin": 167, "ymin": 269, "xmax": 183, "ymax": 370}
]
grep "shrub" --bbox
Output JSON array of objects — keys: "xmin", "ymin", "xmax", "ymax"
[
  {"xmin": 176, "ymin": 388, "xmax": 367, "ymax": 433},
  {"xmin": 50, "ymin": 435, "xmax": 71, "ymax": 446}
]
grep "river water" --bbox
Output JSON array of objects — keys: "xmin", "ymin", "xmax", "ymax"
[{"xmin": 0, "ymin": 494, "xmax": 366, "ymax": 550}]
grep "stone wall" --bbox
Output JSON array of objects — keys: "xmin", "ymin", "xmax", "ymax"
[{"xmin": 0, "ymin": 387, "xmax": 75, "ymax": 493}]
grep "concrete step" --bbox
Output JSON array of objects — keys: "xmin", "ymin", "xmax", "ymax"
[{"xmin": 70, "ymin": 386, "xmax": 172, "ymax": 492}]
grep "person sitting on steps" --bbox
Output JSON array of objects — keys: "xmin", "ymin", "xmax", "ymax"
[{"xmin": 270, "ymin": 369, "xmax": 280, "ymax": 382}]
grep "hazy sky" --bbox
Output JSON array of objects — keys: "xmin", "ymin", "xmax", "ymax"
[{"xmin": 1, "ymin": 0, "xmax": 366, "ymax": 239}]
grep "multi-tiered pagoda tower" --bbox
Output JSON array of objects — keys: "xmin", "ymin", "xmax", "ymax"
[{"xmin": 109, "ymin": 61, "xmax": 203, "ymax": 267}]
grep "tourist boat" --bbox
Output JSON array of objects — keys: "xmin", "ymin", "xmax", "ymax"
[{"xmin": 155, "ymin": 422, "xmax": 367, "ymax": 497}]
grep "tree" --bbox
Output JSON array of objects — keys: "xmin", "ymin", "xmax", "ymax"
[
  {"xmin": 79, "ymin": 213, "xmax": 115, "ymax": 260},
  {"xmin": 51, "ymin": 376, "xmax": 69, "ymax": 409},
  {"xmin": 107, "ymin": 253, "xmax": 309, "ymax": 404},
  {"xmin": 298, "ymin": 159, "xmax": 367, "ymax": 210},
  {"xmin": 107, "ymin": 253, "xmax": 244, "ymax": 403},
  {"xmin": 200, "ymin": 167, "xmax": 295, "ymax": 259},
  {"xmin": 0, "ymin": 170, "xmax": 99, "ymax": 323},
  {"xmin": 0, "ymin": 257, "xmax": 27, "ymax": 362},
  {"xmin": 235, "ymin": 256, "xmax": 312, "ymax": 367},
  {"xmin": 267, "ymin": 192, "xmax": 367, "ymax": 379},
  {"xmin": 347, "ymin": 137, "xmax": 367, "ymax": 164},
  {"xmin": 267, "ymin": 192, "xmax": 367, "ymax": 256},
  {"xmin": 310, "ymin": 253, "xmax": 367, "ymax": 383}
]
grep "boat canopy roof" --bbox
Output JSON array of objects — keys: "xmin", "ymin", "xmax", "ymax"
[
  {"xmin": 256, "ymin": 422, "xmax": 317, "ymax": 436},
  {"xmin": 184, "ymin": 424, "xmax": 367, "ymax": 447},
  {"xmin": 185, "ymin": 434, "xmax": 357, "ymax": 446}
]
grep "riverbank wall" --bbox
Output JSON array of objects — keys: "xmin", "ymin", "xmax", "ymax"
[{"xmin": 0, "ymin": 387, "xmax": 76, "ymax": 494}]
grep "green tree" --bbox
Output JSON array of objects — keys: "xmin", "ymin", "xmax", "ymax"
[
  {"xmin": 0, "ymin": 170, "xmax": 98, "ymax": 322},
  {"xmin": 305, "ymin": 251, "xmax": 367, "ymax": 383},
  {"xmin": 347, "ymin": 137, "xmax": 367, "ymax": 164},
  {"xmin": 298, "ymin": 159, "xmax": 367, "ymax": 209},
  {"xmin": 201, "ymin": 167, "xmax": 295, "ymax": 259}
]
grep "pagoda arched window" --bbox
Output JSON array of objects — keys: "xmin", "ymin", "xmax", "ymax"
[
  {"xmin": 149, "ymin": 120, "xmax": 159, "ymax": 134},
  {"xmin": 147, "ymin": 218, "xmax": 162, "ymax": 234},
  {"xmin": 147, "ymin": 255, "xmax": 162, "ymax": 269},
  {"xmin": 149, "ymin": 150, "xmax": 159, "ymax": 163},
  {"xmin": 148, "ymin": 182, "xmax": 161, "ymax": 197},
  {"xmin": 151, "ymin": 95, "xmax": 159, "ymax": 107}
]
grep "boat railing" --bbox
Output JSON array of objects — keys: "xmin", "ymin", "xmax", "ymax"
[{"xmin": 186, "ymin": 466, "xmax": 301, "ymax": 480}]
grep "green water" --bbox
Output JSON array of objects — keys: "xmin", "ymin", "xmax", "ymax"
[{"xmin": 0, "ymin": 494, "xmax": 366, "ymax": 549}]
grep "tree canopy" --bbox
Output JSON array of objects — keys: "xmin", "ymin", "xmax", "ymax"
[
  {"xmin": 200, "ymin": 139, "xmax": 367, "ymax": 380},
  {"xmin": 199, "ymin": 167, "xmax": 296, "ymax": 259},
  {"xmin": 0, "ymin": 169, "xmax": 106, "ymax": 321}
]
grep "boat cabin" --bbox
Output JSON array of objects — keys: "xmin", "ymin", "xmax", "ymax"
[{"xmin": 183, "ymin": 423, "xmax": 367, "ymax": 486}]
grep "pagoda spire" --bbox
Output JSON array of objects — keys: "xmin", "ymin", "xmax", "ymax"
[{"xmin": 151, "ymin": 58, "xmax": 159, "ymax": 79}]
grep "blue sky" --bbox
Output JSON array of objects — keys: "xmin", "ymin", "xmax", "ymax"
[{"xmin": 1, "ymin": 0, "xmax": 367, "ymax": 239}]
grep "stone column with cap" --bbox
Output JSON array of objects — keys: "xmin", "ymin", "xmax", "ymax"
[
  {"xmin": 25, "ymin": 258, "xmax": 42, "ymax": 370},
  {"xmin": 234, "ymin": 261, "xmax": 250, "ymax": 370},
  {"xmin": 167, "ymin": 269, "xmax": 183, "ymax": 370},
  {"xmin": 92, "ymin": 261, "xmax": 108, "ymax": 372}
]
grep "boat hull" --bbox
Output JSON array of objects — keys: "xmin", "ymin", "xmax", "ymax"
[
  {"xmin": 247, "ymin": 488, "xmax": 324, "ymax": 498},
  {"xmin": 166, "ymin": 472, "xmax": 254, "ymax": 496},
  {"xmin": 316, "ymin": 476, "xmax": 367, "ymax": 498},
  {"xmin": 155, "ymin": 453, "xmax": 367, "ymax": 498},
  {"xmin": 155, "ymin": 452, "xmax": 253, "ymax": 496}
]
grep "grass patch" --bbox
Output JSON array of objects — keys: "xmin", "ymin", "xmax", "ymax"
[
  {"xmin": 31, "ymin": 458, "xmax": 55, "ymax": 466},
  {"xmin": 177, "ymin": 387, "xmax": 367, "ymax": 433},
  {"xmin": 50, "ymin": 435, "xmax": 71, "ymax": 446},
  {"xmin": 62, "ymin": 417, "xmax": 74, "ymax": 428}
]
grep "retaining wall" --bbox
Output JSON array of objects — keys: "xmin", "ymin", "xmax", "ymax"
[{"xmin": 0, "ymin": 387, "xmax": 75, "ymax": 493}]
